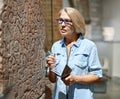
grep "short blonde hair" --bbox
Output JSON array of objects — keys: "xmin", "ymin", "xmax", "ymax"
[{"xmin": 58, "ymin": 7, "xmax": 86, "ymax": 36}]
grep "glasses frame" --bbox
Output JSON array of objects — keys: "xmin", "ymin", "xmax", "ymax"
[{"xmin": 56, "ymin": 18, "xmax": 73, "ymax": 26}]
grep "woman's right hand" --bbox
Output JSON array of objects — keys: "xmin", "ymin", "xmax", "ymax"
[
  {"xmin": 46, "ymin": 54, "xmax": 55, "ymax": 69},
  {"xmin": 46, "ymin": 54, "xmax": 56, "ymax": 83}
]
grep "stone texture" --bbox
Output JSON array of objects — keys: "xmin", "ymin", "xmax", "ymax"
[
  {"xmin": 0, "ymin": 0, "xmax": 3, "ymax": 97},
  {"xmin": 0, "ymin": 0, "xmax": 63, "ymax": 98},
  {"xmin": 52, "ymin": 0, "xmax": 62, "ymax": 42},
  {"xmin": 41, "ymin": 0, "xmax": 53, "ymax": 52},
  {"xmin": 0, "ymin": 0, "xmax": 46, "ymax": 98}
]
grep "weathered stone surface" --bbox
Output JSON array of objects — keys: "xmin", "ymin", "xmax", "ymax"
[{"xmin": 1, "ymin": 0, "xmax": 46, "ymax": 98}]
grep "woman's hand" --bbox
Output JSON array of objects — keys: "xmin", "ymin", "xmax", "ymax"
[
  {"xmin": 46, "ymin": 54, "xmax": 55, "ymax": 69},
  {"xmin": 62, "ymin": 75, "xmax": 75, "ymax": 86},
  {"xmin": 46, "ymin": 54, "xmax": 56, "ymax": 83}
]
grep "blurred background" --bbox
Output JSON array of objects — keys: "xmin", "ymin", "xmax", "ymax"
[{"xmin": 44, "ymin": 0, "xmax": 120, "ymax": 99}]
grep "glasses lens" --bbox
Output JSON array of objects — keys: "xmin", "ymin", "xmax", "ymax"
[
  {"xmin": 65, "ymin": 19, "xmax": 72, "ymax": 25},
  {"xmin": 56, "ymin": 18, "xmax": 72, "ymax": 25}
]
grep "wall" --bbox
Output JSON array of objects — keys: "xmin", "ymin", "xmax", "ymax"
[
  {"xmin": 97, "ymin": 0, "xmax": 120, "ymax": 81},
  {"xmin": 102, "ymin": 0, "xmax": 120, "ymax": 41},
  {"xmin": 89, "ymin": 0, "xmax": 103, "ymax": 40},
  {"xmin": 96, "ymin": 42, "xmax": 120, "ymax": 81},
  {"xmin": 52, "ymin": 0, "xmax": 62, "ymax": 42},
  {"xmin": 111, "ymin": 43, "xmax": 120, "ymax": 83},
  {"xmin": 113, "ymin": 44, "xmax": 120, "ymax": 78},
  {"xmin": 41, "ymin": 0, "xmax": 53, "ymax": 52},
  {"xmin": 0, "ymin": 0, "xmax": 3, "ymax": 98},
  {"xmin": 95, "ymin": 42, "xmax": 113, "ymax": 77},
  {"xmin": 0, "ymin": 0, "xmax": 46, "ymax": 98}
]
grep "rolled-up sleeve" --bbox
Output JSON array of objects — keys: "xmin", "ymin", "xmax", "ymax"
[{"xmin": 88, "ymin": 45, "xmax": 103, "ymax": 78}]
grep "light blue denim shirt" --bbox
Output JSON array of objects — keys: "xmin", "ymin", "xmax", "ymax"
[{"xmin": 51, "ymin": 36, "xmax": 102, "ymax": 99}]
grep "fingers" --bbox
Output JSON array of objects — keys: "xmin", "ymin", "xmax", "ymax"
[
  {"xmin": 46, "ymin": 54, "xmax": 55, "ymax": 68},
  {"xmin": 62, "ymin": 75, "xmax": 74, "ymax": 86},
  {"xmin": 62, "ymin": 79, "xmax": 73, "ymax": 86},
  {"xmin": 65, "ymin": 75, "xmax": 71, "ymax": 80}
]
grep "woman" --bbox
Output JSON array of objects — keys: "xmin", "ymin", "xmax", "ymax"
[{"xmin": 47, "ymin": 7, "xmax": 102, "ymax": 99}]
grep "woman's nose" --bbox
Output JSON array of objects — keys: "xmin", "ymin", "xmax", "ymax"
[{"xmin": 61, "ymin": 21, "xmax": 66, "ymax": 26}]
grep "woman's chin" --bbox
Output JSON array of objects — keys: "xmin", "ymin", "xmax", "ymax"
[{"xmin": 60, "ymin": 32, "xmax": 67, "ymax": 36}]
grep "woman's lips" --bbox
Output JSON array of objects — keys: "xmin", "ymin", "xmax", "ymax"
[{"xmin": 61, "ymin": 29, "xmax": 66, "ymax": 33}]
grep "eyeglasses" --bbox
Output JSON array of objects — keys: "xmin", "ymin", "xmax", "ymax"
[{"xmin": 56, "ymin": 18, "xmax": 72, "ymax": 25}]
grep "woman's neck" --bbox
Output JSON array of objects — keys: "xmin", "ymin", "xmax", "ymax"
[{"xmin": 65, "ymin": 34, "xmax": 79, "ymax": 45}]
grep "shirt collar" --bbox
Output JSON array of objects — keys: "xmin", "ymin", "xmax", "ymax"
[
  {"xmin": 60, "ymin": 36, "xmax": 84, "ymax": 47},
  {"xmin": 74, "ymin": 36, "xmax": 84, "ymax": 47},
  {"xmin": 60, "ymin": 37, "xmax": 65, "ymax": 47}
]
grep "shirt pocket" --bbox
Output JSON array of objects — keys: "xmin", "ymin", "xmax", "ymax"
[
  {"xmin": 73, "ymin": 61, "xmax": 88, "ymax": 75},
  {"xmin": 75, "ymin": 61, "xmax": 87, "ymax": 69},
  {"xmin": 74, "ymin": 51, "xmax": 89, "ymax": 62},
  {"xmin": 54, "ymin": 53, "xmax": 61, "ymax": 66},
  {"xmin": 72, "ymin": 53, "xmax": 89, "ymax": 75}
]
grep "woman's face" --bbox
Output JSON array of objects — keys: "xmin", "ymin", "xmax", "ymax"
[{"xmin": 57, "ymin": 10, "xmax": 75, "ymax": 37}]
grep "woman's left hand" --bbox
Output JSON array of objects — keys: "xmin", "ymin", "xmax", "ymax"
[{"xmin": 62, "ymin": 75, "xmax": 75, "ymax": 86}]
